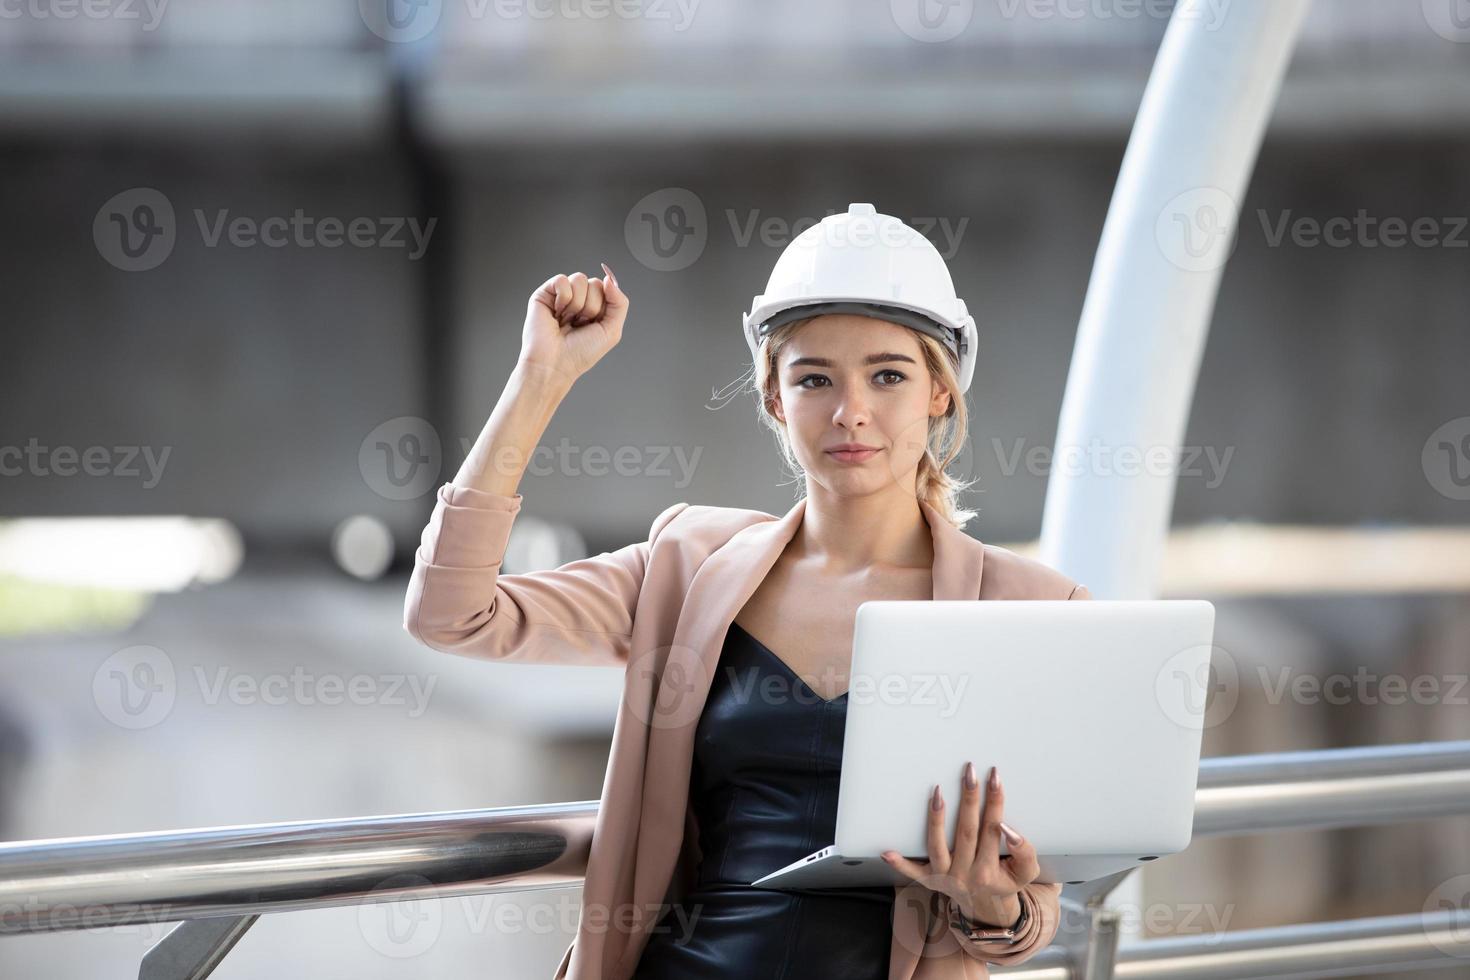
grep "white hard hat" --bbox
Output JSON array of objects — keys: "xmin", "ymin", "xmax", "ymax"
[{"xmin": 743, "ymin": 202, "xmax": 978, "ymax": 393}]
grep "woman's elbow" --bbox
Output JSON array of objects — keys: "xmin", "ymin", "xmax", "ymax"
[
  {"xmin": 403, "ymin": 589, "xmax": 509, "ymax": 659},
  {"xmin": 403, "ymin": 607, "xmax": 460, "ymax": 654},
  {"xmin": 403, "ymin": 607, "xmax": 450, "ymax": 652},
  {"xmin": 402, "ymin": 561, "xmax": 506, "ymax": 650},
  {"xmin": 404, "ymin": 615, "xmax": 516, "ymax": 661}
]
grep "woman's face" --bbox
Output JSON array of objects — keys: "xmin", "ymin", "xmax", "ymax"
[{"xmin": 770, "ymin": 314, "xmax": 951, "ymax": 500}]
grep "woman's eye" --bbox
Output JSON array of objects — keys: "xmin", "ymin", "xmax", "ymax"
[
  {"xmin": 795, "ymin": 374, "xmax": 830, "ymax": 389},
  {"xmin": 877, "ymin": 370, "xmax": 906, "ymax": 385}
]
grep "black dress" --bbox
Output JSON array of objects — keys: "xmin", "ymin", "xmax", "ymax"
[{"xmin": 630, "ymin": 622, "xmax": 895, "ymax": 980}]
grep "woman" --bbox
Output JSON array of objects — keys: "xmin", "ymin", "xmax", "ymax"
[{"xmin": 404, "ymin": 204, "xmax": 1091, "ymax": 980}]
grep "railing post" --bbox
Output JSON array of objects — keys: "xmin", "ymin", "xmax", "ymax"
[
  {"xmin": 139, "ymin": 915, "xmax": 257, "ymax": 980},
  {"xmin": 1057, "ymin": 869, "xmax": 1135, "ymax": 980}
]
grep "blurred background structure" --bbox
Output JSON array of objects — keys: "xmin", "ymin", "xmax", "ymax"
[{"xmin": 0, "ymin": 0, "xmax": 1468, "ymax": 976}]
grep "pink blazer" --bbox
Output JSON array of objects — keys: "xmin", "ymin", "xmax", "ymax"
[{"xmin": 404, "ymin": 482, "xmax": 1093, "ymax": 980}]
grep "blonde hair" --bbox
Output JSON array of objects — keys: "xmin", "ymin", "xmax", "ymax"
[{"xmin": 732, "ymin": 314, "xmax": 979, "ymax": 530}]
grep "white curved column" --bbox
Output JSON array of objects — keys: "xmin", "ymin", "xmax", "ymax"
[{"xmin": 1039, "ymin": 1, "xmax": 1313, "ymax": 601}]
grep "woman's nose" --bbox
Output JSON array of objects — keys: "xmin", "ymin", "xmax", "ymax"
[{"xmin": 831, "ymin": 382, "xmax": 871, "ymax": 427}]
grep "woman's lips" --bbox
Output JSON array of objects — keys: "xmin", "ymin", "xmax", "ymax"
[{"xmin": 826, "ymin": 448, "xmax": 880, "ymax": 463}]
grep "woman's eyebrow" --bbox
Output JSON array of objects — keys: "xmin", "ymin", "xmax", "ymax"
[{"xmin": 787, "ymin": 353, "xmax": 918, "ymax": 368}]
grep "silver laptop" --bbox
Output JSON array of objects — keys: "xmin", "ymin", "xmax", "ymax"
[{"xmin": 751, "ymin": 599, "xmax": 1217, "ymax": 888}]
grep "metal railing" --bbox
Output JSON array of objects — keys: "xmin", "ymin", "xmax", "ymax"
[{"xmin": 1, "ymin": 740, "xmax": 1467, "ymax": 979}]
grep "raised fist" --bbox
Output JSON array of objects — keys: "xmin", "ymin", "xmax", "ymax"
[{"xmin": 521, "ymin": 262, "xmax": 629, "ymax": 387}]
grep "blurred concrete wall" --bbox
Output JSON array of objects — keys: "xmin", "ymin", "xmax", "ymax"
[
  {"xmin": 2, "ymin": 134, "xmax": 1467, "ymax": 552},
  {"xmin": 0, "ymin": 138, "xmax": 426, "ymax": 546}
]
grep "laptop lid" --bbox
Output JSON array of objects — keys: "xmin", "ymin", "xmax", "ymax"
[{"xmin": 833, "ymin": 599, "xmax": 1216, "ymax": 862}]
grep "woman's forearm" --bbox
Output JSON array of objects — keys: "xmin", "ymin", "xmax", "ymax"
[
  {"xmin": 452, "ymin": 359, "xmax": 574, "ymax": 497},
  {"xmin": 452, "ymin": 265, "xmax": 626, "ymax": 496}
]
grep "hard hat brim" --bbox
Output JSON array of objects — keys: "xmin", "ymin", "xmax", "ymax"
[{"xmin": 744, "ymin": 299, "xmax": 977, "ymax": 394}]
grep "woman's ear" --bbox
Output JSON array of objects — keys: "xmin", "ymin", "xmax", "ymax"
[
  {"xmin": 769, "ymin": 388, "xmax": 785, "ymax": 424},
  {"xmin": 930, "ymin": 380, "xmax": 952, "ymax": 417}
]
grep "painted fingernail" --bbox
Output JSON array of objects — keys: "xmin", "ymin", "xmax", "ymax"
[
  {"xmin": 989, "ymin": 766, "xmax": 1000, "ymax": 792},
  {"xmin": 964, "ymin": 762, "xmax": 977, "ymax": 789},
  {"xmin": 931, "ymin": 784, "xmax": 943, "ymax": 811},
  {"xmin": 601, "ymin": 261, "xmax": 618, "ymax": 288},
  {"xmin": 999, "ymin": 821, "xmax": 1024, "ymax": 847}
]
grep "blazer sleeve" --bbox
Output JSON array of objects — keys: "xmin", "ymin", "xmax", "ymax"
[
  {"xmin": 944, "ymin": 580, "xmax": 1090, "ymax": 963},
  {"xmin": 403, "ymin": 482, "xmax": 689, "ymax": 667}
]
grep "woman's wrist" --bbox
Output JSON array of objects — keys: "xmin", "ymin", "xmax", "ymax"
[
  {"xmin": 513, "ymin": 357, "xmax": 578, "ymax": 401},
  {"xmin": 452, "ymin": 360, "xmax": 571, "ymax": 495},
  {"xmin": 970, "ymin": 905, "xmax": 1023, "ymax": 930},
  {"xmin": 965, "ymin": 895, "xmax": 1022, "ymax": 929}
]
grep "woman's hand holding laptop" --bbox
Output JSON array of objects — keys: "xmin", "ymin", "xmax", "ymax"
[{"xmin": 880, "ymin": 761, "xmax": 1035, "ymax": 930}]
